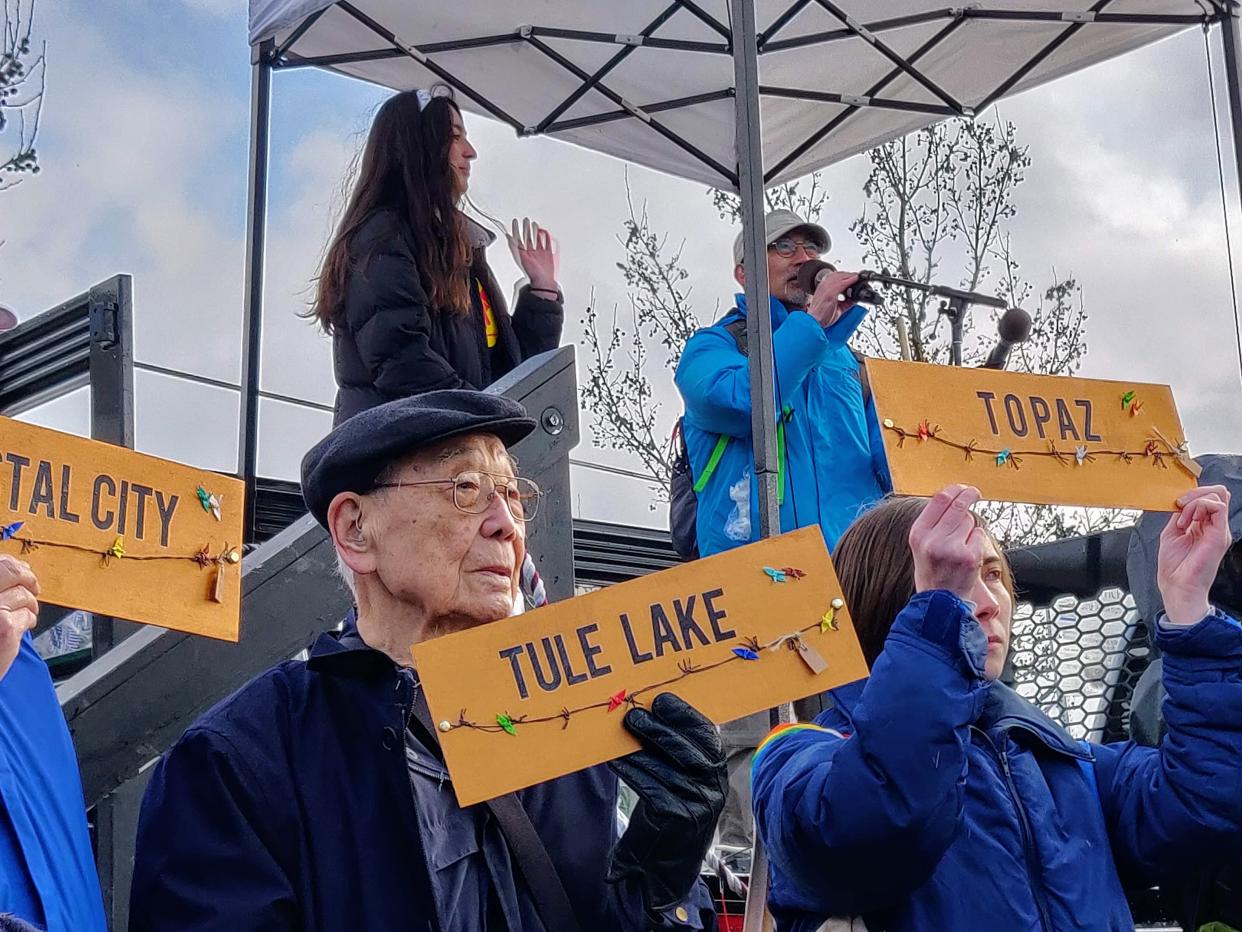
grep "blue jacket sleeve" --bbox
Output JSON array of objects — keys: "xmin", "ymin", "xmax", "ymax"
[
  {"xmin": 1092, "ymin": 609, "xmax": 1242, "ymax": 886},
  {"xmin": 130, "ymin": 726, "xmax": 298, "ymax": 931},
  {"xmin": 675, "ymin": 311, "xmax": 829, "ymax": 438},
  {"xmin": 752, "ymin": 591, "xmax": 990, "ymax": 917}
]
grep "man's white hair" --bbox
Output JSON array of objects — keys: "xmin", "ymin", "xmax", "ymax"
[{"xmin": 334, "ymin": 550, "xmax": 358, "ymax": 600}]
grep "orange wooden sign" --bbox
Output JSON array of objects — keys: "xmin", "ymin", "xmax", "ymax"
[
  {"xmin": 411, "ymin": 527, "xmax": 867, "ymax": 806},
  {"xmin": 0, "ymin": 417, "xmax": 244, "ymax": 641},
  {"xmin": 866, "ymin": 360, "xmax": 1197, "ymax": 511}
]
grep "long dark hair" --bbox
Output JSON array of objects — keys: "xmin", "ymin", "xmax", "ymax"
[
  {"xmin": 834, "ymin": 496, "xmax": 1015, "ymax": 668},
  {"xmin": 310, "ymin": 89, "xmax": 471, "ymax": 332}
]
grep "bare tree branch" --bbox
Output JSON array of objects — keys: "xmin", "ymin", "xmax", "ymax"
[
  {"xmin": 1, "ymin": 0, "xmax": 44, "ymax": 191},
  {"xmin": 583, "ymin": 112, "xmax": 1128, "ymax": 543},
  {"xmin": 579, "ymin": 172, "xmax": 722, "ymax": 502}
]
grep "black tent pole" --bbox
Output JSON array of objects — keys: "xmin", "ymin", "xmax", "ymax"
[
  {"xmin": 1219, "ymin": 7, "xmax": 1242, "ymax": 236},
  {"xmin": 731, "ymin": 2, "xmax": 784, "ymax": 929},
  {"xmin": 239, "ymin": 39, "xmax": 274, "ymax": 541}
]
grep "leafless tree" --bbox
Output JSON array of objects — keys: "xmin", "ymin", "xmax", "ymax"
[
  {"xmin": 2, "ymin": 0, "xmax": 44, "ymax": 191},
  {"xmin": 582, "ymin": 115, "xmax": 1133, "ymax": 543}
]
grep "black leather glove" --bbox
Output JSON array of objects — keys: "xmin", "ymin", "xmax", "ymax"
[{"xmin": 607, "ymin": 692, "xmax": 727, "ymax": 912}]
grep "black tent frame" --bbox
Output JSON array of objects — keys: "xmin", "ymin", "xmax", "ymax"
[{"xmin": 241, "ymin": 0, "xmax": 1242, "ymax": 541}]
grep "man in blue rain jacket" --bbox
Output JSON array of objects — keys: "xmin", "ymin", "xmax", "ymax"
[
  {"xmin": 675, "ymin": 210, "xmax": 891, "ymax": 847},
  {"xmin": 674, "ymin": 209, "xmax": 890, "ymax": 561}
]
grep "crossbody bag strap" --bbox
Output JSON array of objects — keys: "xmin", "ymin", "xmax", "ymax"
[{"xmin": 407, "ymin": 693, "xmax": 584, "ymax": 932}]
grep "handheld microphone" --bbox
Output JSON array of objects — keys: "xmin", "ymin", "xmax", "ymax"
[
  {"xmin": 981, "ymin": 307, "xmax": 1033, "ymax": 371},
  {"xmin": 796, "ymin": 260, "xmax": 882, "ymax": 306}
]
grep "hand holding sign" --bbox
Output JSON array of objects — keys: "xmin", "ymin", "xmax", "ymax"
[
  {"xmin": 0, "ymin": 555, "xmax": 39, "ymax": 679},
  {"xmin": 1159, "ymin": 485, "xmax": 1234, "ymax": 626},
  {"xmin": 609, "ymin": 693, "xmax": 727, "ymax": 911},
  {"xmin": 910, "ymin": 484, "xmax": 986, "ymax": 599}
]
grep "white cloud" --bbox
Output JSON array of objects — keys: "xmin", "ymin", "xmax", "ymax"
[
  {"xmin": 0, "ymin": 5, "xmax": 248, "ymax": 469},
  {"xmin": 176, "ymin": 0, "xmax": 246, "ymax": 16},
  {"xmin": 996, "ymin": 35, "xmax": 1242, "ymax": 457},
  {"xmin": 0, "ymin": 7, "xmax": 245, "ymax": 381},
  {"xmin": 260, "ymin": 126, "xmax": 362, "ymax": 408}
]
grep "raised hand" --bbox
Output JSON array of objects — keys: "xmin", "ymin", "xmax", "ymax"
[
  {"xmin": 805, "ymin": 269, "xmax": 860, "ymax": 328},
  {"xmin": 1158, "ymin": 485, "xmax": 1233, "ymax": 626},
  {"xmin": 0, "ymin": 555, "xmax": 40, "ymax": 680},
  {"xmin": 909, "ymin": 484, "xmax": 987, "ymax": 600},
  {"xmin": 507, "ymin": 217, "xmax": 559, "ymax": 294}
]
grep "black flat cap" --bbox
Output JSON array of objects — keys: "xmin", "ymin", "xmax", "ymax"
[{"xmin": 301, "ymin": 390, "xmax": 536, "ymax": 528}]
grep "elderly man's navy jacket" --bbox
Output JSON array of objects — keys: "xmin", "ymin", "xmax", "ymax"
[{"xmin": 129, "ymin": 627, "xmax": 711, "ymax": 931}]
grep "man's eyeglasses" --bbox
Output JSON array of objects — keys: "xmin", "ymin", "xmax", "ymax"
[
  {"xmin": 769, "ymin": 237, "xmax": 823, "ymax": 259},
  {"xmin": 372, "ymin": 471, "xmax": 542, "ymax": 522}
]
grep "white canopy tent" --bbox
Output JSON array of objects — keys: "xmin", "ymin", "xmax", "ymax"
[
  {"xmin": 241, "ymin": 0, "xmax": 1242, "ymax": 538},
  {"xmin": 244, "ymin": 2, "xmax": 1242, "ymax": 924},
  {"xmin": 250, "ymin": 1, "xmax": 1221, "ymax": 188}
]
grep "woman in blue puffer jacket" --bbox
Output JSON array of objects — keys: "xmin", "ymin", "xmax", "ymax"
[{"xmin": 752, "ymin": 482, "xmax": 1242, "ymax": 932}]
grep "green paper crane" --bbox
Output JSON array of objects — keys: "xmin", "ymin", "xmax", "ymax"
[{"xmin": 196, "ymin": 486, "xmax": 223, "ymax": 521}]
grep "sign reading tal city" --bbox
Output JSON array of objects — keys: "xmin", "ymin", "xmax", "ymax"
[
  {"xmin": 412, "ymin": 527, "xmax": 868, "ymax": 807},
  {"xmin": 0, "ymin": 416, "xmax": 245, "ymax": 640},
  {"xmin": 865, "ymin": 360, "xmax": 1198, "ymax": 511}
]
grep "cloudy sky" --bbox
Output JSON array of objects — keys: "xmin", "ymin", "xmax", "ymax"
[{"xmin": 3, "ymin": 1, "xmax": 1242, "ymax": 529}]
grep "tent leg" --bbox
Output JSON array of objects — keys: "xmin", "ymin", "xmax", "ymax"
[
  {"xmin": 731, "ymin": 2, "xmax": 785, "ymax": 930},
  {"xmin": 239, "ymin": 39, "xmax": 274, "ymax": 542},
  {"xmin": 731, "ymin": 0, "xmax": 778, "ymax": 538},
  {"xmin": 1220, "ymin": 8, "xmax": 1242, "ymax": 223}
]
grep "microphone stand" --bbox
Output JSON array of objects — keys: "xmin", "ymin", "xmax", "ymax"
[{"xmin": 857, "ymin": 271, "xmax": 1008, "ymax": 367}]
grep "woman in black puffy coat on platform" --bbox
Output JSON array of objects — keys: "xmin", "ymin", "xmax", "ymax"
[{"xmin": 310, "ymin": 86, "xmax": 563, "ymax": 427}]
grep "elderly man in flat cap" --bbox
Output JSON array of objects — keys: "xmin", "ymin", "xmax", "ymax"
[{"xmin": 129, "ymin": 390, "xmax": 724, "ymax": 932}]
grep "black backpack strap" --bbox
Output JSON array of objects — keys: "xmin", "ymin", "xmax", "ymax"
[
  {"xmin": 850, "ymin": 348, "xmax": 872, "ymax": 407},
  {"xmin": 407, "ymin": 693, "xmax": 583, "ymax": 932},
  {"xmin": 721, "ymin": 313, "xmax": 749, "ymax": 358}
]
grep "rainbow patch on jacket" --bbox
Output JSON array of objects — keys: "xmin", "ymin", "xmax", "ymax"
[{"xmin": 752, "ymin": 721, "xmax": 848, "ymax": 774}]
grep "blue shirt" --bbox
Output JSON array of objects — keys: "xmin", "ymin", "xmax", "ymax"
[{"xmin": 0, "ymin": 634, "xmax": 105, "ymax": 931}]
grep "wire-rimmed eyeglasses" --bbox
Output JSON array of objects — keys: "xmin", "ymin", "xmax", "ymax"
[
  {"xmin": 371, "ymin": 470, "xmax": 542, "ymax": 522},
  {"xmin": 769, "ymin": 237, "xmax": 823, "ymax": 259}
]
